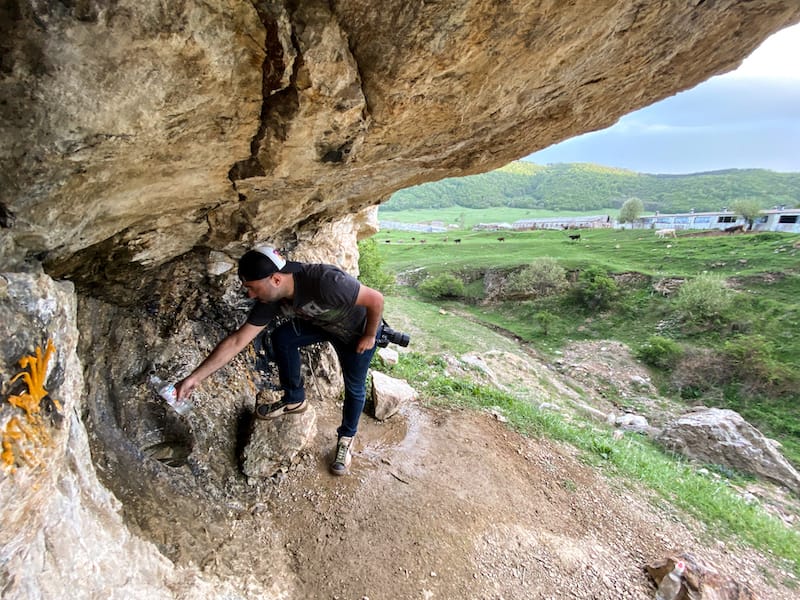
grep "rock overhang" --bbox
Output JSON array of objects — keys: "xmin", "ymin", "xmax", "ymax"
[{"xmin": 1, "ymin": 0, "xmax": 798, "ymax": 288}]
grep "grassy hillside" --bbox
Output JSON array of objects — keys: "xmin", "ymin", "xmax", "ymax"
[
  {"xmin": 371, "ymin": 228, "xmax": 800, "ymax": 466},
  {"xmin": 377, "ymin": 228, "xmax": 800, "ymax": 278},
  {"xmin": 377, "ymin": 206, "xmax": 613, "ymax": 228},
  {"xmin": 383, "ymin": 161, "xmax": 800, "ymax": 214},
  {"xmin": 365, "ymin": 229, "xmax": 800, "ymax": 577}
]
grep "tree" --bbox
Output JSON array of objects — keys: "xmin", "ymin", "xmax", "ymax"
[
  {"xmin": 731, "ymin": 198, "xmax": 764, "ymax": 230},
  {"xmin": 618, "ymin": 197, "xmax": 644, "ymax": 223},
  {"xmin": 357, "ymin": 238, "xmax": 395, "ymax": 293}
]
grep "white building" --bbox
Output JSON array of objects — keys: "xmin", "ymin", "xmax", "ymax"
[
  {"xmin": 634, "ymin": 207, "xmax": 800, "ymax": 233},
  {"xmin": 510, "ymin": 215, "xmax": 612, "ymax": 230}
]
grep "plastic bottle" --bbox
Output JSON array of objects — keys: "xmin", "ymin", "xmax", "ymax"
[
  {"xmin": 149, "ymin": 374, "xmax": 192, "ymax": 416},
  {"xmin": 655, "ymin": 560, "xmax": 685, "ymax": 600}
]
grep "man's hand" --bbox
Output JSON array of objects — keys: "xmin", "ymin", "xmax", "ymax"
[
  {"xmin": 356, "ymin": 333, "xmax": 377, "ymax": 354},
  {"xmin": 175, "ymin": 375, "xmax": 199, "ymax": 401}
]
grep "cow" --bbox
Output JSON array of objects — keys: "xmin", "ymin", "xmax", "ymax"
[
  {"xmin": 655, "ymin": 228, "xmax": 677, "ymax": 238},
  {"xmin": 725, "ymin": 224, "xmax": 746, "ymax": 234},
  {"xmin": 454, "ymin": 238, "xmax": 462, "ymax": 244},
  {"xmin": 497, "ymin": 237, "xmax": 505, "ymax": 242},
  {"xmin": 569, "ymin": 234, "xmax": 581, "ymax": 241}
]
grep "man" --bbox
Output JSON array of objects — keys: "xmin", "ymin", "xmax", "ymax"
[{"xmin": 175, "ymin": 246, "xmax": 384, "ymax": 476}]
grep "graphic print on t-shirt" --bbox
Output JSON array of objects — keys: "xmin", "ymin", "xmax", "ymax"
[{"xmin": 296, "ymin": 300, "xmax": 326, "ymax": 318}]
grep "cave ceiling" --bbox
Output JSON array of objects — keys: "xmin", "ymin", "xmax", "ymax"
[{"xmin": 1, "ymin": 0, "xmax": 798, "ymax": 288}]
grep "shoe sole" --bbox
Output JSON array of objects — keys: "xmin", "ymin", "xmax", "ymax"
[
  {"xmin": 329, "ymin": 460, "xmax": 350, "ymax": 476},
  {"xmin": 255, "ymin": 400, "xmax": 308, "ymax": 420}
]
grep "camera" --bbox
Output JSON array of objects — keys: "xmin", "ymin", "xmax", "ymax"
[{"xmin": 377, "ymin": 324, "xmax": 410, "ymax": 348}]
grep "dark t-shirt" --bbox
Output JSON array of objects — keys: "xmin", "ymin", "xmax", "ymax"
[{"xmin": 246, "ymin": 264, "xmax": 366, "ymax": 343}]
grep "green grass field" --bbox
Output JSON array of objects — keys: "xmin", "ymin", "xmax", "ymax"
[
  {"xmin": 369, "ymin": 224, "xmax": 800, "ymax": 578},
  {"xmin": 373, "ymin": 225, "xmax": 800, "ymax": 464},
  {"xmin": 378, "ymin": 227, "xmax": 800, "ymax": 279},
  {"xmin": 378, "ymin": 206, "xmax": 615, "ymax": 229}
]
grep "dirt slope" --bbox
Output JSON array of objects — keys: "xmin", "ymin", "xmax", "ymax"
[
  {"xmin": 140, "ymin": 334, "xmax": 798, "ymax": 599},
  {"xmin": 189, "ymin": 395, "xmax": 796, "ymax": 600}
]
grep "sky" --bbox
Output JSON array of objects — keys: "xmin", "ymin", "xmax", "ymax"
[{"xmin": 524, "ymin": 23, "xmax": 800, "ymax": 175}]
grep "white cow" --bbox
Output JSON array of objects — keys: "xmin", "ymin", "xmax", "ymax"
[{"xmin": 655, "ymin": 228, "xmax": 677, "ymax": 238}]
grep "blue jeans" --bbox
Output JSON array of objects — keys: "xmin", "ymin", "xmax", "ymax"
[{"xmin": 270, "ymin": 319, "xmax": 380, "ymax": 438}]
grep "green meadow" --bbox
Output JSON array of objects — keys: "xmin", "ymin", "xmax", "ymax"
[
  {"xmin": 365, "ymin": 219, "xmax": 800, "ymax": 577},
  {"xmin": 377, "ymin": 225, "xmax": 800, "ymax": 279},
  {"xmin": 378, "ymin": 206, "xmax": 614, "ymax": 229}
]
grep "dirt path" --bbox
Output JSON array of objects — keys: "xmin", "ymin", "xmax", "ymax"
[{"xmin": 203, "ymin": 397, "xmax": 796, "ymax": 599}]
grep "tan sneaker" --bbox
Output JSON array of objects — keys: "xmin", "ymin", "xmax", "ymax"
[
  {"xmin": 255, "ymin": 397, "xmax": 307, "ymax": 420},
  {"xmin": 330, "ymin": 436, "xmax": 353, "ymax": 476}
]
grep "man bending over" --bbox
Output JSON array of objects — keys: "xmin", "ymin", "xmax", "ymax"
[{"xmin": 175, "ymin": 246, "xmax": 384, "ymax": 476}]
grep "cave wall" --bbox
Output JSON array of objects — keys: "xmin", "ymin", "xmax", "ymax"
[
  {"xmin": 0, "ymin": 273, "xmax": 184, "ymax": 598},
  {"xmin": 2, "ymin": 1, "xmax": 800, "ymax": 598},
  {"xmin": 0, "ymin": 217, "xmax": 370, "ymax": 599}
]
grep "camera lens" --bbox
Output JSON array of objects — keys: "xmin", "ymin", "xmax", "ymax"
[
  {"xmin": 389, "ymin": 329, "xmax": 410, "ymax": 347},
  {"xmin": 378, "ymin": 325, "xmax": 410, "ymax": 348}
]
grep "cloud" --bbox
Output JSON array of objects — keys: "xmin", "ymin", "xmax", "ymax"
[
  {"xmin": 524, "ymin": 23, "xmax": 800, "ymax": 174},
  {"xmin": 727, "ymin": 23, "xmax": 800, "ymax": 80},
  {"xmin": 623, "ymin": 78, "xmax": 800, "ymax": 127}
]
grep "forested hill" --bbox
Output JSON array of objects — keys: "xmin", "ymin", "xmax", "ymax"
[{"xmin": 383, "ymin": 162, "xmax": 800, "ymax": 214}]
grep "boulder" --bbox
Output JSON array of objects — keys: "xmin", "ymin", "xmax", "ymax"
[
  {"xmin": 242, "ymin": 405, "xmax": 318, "ymax": 481},
  {"xmin": 647, "ymin": 552, "xmax": 758, "ymax": 600},
  {"xmin": 629, "ymin": 375, "xmax": 653, "ymax": 392},
  {"xmin": 377, "ymin": 346, "xmax": 399, "ymax": 366},
  {"xmin": 614, "ymin": 412, "xmax": 652, "ymax": 434},
  {"xmin": 371, "ymin": 371, "xmax": 416, "ymax": 421},
  {"xmin": 461, "ymin": 353, "xmax": 503, "ymax": 388},
  {"xmin": 657, "ymin": 407, "xmax": 800, "ymax": 495},
  {"xmin": 4, "ymin": 2, "xmax": 799, "ymax": 286},
  {"xmin": 0, "ymin": 272, "xmax": 183, "ymax": 598}
]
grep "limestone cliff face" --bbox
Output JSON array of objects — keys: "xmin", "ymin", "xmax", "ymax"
[
  {"xmin": 2, "ymin": 0, "xmax": 798, "ymax": 285},
  {"xmin": 2, "ymin": 2, "xmax": 800, "ymax": 599}
]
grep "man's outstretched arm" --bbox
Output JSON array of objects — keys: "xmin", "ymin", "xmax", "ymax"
[{"xmin": 175, "ymin": 322, "xmax": 265, "ymax": 399}]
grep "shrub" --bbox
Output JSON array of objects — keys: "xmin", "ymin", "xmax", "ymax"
[
  {"xmin": 722, "ymin": 335, "xmax": 797, "ymax": 397},
  {"xmin": 573, "ymin": 265, "xmax": 617, "ymax": 310},
  {"xmin": 636, "ymin": 336, "xmax": 683, "ymax": 370},
  {"xmin": 505, "ymin": 258, "xmax": 567, "ymax": 299},
  {"xmin": 534, "ymin": 310, "xmax": 557, "ymax": 336},
  {"xmin": 418, "ymin": 272, "xmax": 465, "ymax": 299},
  {"xmin": 357, "ymin": 238, "xmax": 395, "ymax": 293},
  {"xmin": 673, "ymin": 273, "xmax": 734, "ymax": 327},
  {"xmin": 670, "ymin": 337, "xmax": 798, "ymax": 400},
  {"xmin": 669, "ymin": 346, "xmax": 730, "ymax": 398}
]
